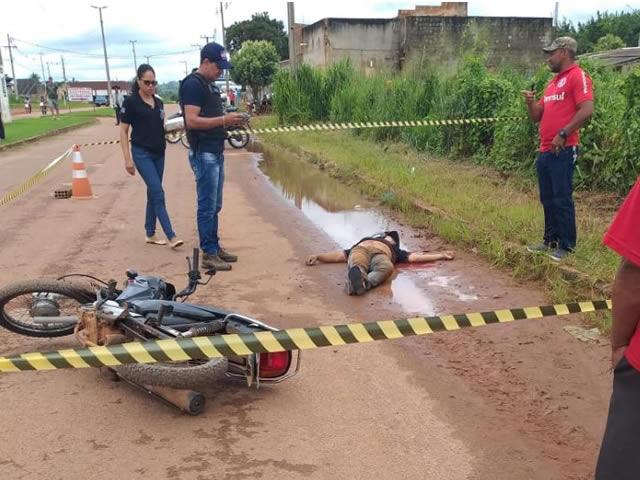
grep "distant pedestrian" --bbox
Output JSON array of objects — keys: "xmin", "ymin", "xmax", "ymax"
[
  {"xmin": 119, "ymin": 64, "xmax": 183, "ymax": 249},
  {"xmin": 46, "ymin": 77, "xmax": 60, "ymax": 119},
  {"xmin": 227, "ymin": 88, "xmax": 235, "ymax": 106},
  {"xmin": 0, "ymin": 111, "xmax": 5, "ymax": 142},
  {"xmin": 595, "ymin": 176, "xmax": 640, "ymax": 480},
  {"xmin": 113, "ymin": 86, "xmax": 124, "ymax": 125},
  {"xmin": 522, "ymin": 37, "xmax": 594, "ymax": 262}
]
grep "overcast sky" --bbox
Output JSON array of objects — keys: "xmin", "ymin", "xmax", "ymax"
[{"xmin": 0, "ymin": 1, "xmax": 635, "ymax": 84}]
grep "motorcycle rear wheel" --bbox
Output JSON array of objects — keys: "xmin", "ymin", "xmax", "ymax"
[
  {"xmin": 0, "ymin": 280, "xmax": 94, "ymax": 337},
  {"xmin": 115, "ymin": 357, "xmax": 229, "ymax": 389},
  {"xmin": 227, "ymin": 129, "xmax": 250, "ymax": 149}
]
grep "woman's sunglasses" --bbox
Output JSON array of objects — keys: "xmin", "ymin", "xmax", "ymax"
[{"xmin": 142, "ymin": 80, "xmax": 158, "ymax": 86}]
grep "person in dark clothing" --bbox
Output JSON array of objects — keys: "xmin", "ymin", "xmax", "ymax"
[
  {"xmin": 0, "ymin": 111, "xmax": 5, "ymax": 141},
  {"xmin": 179, "ymin": 42, "xmax": 247, "ymax": 272},
  {"xmin": 119, "ymin": 64, "xmax": 183, "ymax": 249},
  {"xmin": 306, "ymin": 231, "xmax": 454, "ymax": 295}
]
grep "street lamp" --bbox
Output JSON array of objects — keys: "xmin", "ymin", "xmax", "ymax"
[{"xmin": 91, "ymin": 5, "xmax": 112, "ymax": 105}]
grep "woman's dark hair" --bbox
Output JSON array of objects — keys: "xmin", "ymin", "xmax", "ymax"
[{"xmin": 131, "ymin": 64, "xmax": 155, "ymax": 95}]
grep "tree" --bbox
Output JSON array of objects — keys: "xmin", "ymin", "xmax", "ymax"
[
  {"xmin": 595, "ymin": 33, "xmax": 626, "ymax": 52},
  {"xmin": 226, "ymin": 12, "xmax": 288, "ymax": 60},
  {"xmin": 230, "ymin": 40, "xmax": 279, "ymax": 102},
  {"xmin": 552, "ymin": 10, "xmax": 639, "ymax": 53},
  {"xmin": 29, "ymin": 73, "xmax": 40, "ymax": 83}
]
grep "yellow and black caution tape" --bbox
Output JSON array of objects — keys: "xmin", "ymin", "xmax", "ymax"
[
  {"xmin": 0, "ymin": 149, "xmax": 71, "ymax": 208},
  {"xmin": 79, "ymin": 140, "xmax": 121, "ymax": 147},
  {"xmin": 248, "ymin": 116, "xmax": 524, "ymax": 134},
  {"xmin": 0, "ymin": 300, "xmax": 610, "ymax": 373},
  {"xmin": 77, "ymin": 116, "xmax": 526, "ymax": 148}
]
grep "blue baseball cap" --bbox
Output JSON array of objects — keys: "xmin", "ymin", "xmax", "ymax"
[{"xmin": 200, "ymin": 42, "xmax": 232, "ymax": 69}]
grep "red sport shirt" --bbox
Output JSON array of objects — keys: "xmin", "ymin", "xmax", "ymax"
[
  {"xmin": 604, "ymin": 178, "xmax": 640, "ymax": 370},
  {"xmin": 538, "ymin": 64, "xmax": 593, "ymax": 152}
]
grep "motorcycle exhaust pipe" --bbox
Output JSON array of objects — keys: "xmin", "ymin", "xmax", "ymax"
[
  {"xmin": 32, "ymin": 316, "xmax": 78, "ymax": 325},
  {"xmin": 111, "ymin": 369, "xmax": 205, "ymax": 415}
]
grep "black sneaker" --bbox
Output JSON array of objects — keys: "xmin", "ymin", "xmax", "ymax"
[
  {"xmin": 218, "ymin": 247, "xmax": 238, "ymax": 263},
  {"xmin": 202, "ymin": 253, "xmax": 231, "ymax": 271},
  {"xmin": 548, "ymin": 248, "xmax": 571, "ymax": 262},
  {"xmin": 347, "ymin": 266, "xmax": 367, "ymax": 296}
]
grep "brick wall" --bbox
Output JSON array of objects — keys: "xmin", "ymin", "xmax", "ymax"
[{"xmin": 402, "ymin": 16, "xmax": 554, "ymax": 72}]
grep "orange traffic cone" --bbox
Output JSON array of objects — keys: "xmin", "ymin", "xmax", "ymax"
[{"xmin": 71, "ymin": 144, "xmax": 93, "ymax": 199}]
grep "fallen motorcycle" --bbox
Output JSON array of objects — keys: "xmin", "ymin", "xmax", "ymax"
[{"xmin": 0, "ymin": 249, "xmax": 300, "ymax": 414}]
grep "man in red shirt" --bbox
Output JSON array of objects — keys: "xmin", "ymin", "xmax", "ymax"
[
  {"xmin": 522, "ymin": 37, "xmax": 594, "ymax": 262},
  {"xmin": 596, "ymin": 178, "xmax": 640, "ymax": 479}
]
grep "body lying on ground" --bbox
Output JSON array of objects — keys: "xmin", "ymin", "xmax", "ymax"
[{"xmin": 306, "ymin": 230, "xmax": 454, "ymax": 295}]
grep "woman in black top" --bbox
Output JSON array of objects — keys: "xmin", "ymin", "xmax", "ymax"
[{"xmin": 120, "ymin": 64, "xmax": 183, "ymax": 248}]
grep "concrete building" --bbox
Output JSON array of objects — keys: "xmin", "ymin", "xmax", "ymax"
[{"xmin": 294, "ymin": 2, "xmax": 553, "ymax": 74}]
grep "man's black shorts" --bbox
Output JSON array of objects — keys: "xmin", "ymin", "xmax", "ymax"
[{"xmin": 596, "ymin": 356, "xmax": 640, "ymax": 479}]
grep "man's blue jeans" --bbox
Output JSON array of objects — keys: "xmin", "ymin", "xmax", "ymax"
[
  {"xmin": 189, "ymin": 149, "xmax": 224, "ymax": 255},
  {"xmin": 535, "ymin": 146, "xmax": 578, "ymax": 251},
  {"xmin": 131, "ymin": 145, "xmax": 175, "ymax": 239}
]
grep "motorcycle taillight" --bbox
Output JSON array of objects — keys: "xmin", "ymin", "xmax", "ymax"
[{"xmin": 258, "ymin": 351, "xmax": 291, "ymax": 379}]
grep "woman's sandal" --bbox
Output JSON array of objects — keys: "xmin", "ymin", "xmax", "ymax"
[
  {"xmin": 145, "ymin": 235, "xmax": 167, "ymax": 245},
  {"xmin": 169, "ymin": 237, "xmax": 184, "ymax": 249}
]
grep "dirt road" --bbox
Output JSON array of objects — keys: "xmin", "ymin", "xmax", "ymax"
[{"xmin": 0, "ymin": 119, "xmax": 611, "ymax": 479}]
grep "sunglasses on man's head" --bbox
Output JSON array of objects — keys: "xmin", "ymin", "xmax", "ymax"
[{"xmin": 142, "ymin": 80, "xmax": 158, "ymax": 86}]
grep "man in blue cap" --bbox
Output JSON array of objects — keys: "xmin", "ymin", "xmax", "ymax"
[{"xmin": 180, "ymin": 42, "xmax": 248, "ymax": 271}]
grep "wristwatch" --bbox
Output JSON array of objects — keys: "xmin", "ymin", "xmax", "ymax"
[{"xmin": 558, "ymin": 129, "xmax": 568, "ymax": 140}]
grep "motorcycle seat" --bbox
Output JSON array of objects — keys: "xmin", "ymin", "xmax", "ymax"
[{"xmin": 129, "ymin": 299, "xmax": 228, "ymax": 325}]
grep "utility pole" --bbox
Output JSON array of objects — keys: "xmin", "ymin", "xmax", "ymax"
[
  {"xmin": 61, "ymin": 56, "xmax": 67, "ymax": 82},
  {"xmin": 0, "ymin": 42, "xmax": 11, "ymax": 122},
  {"xmin": 61, "ymin": 55, "xmax": 69, "ymax": 109},
  {"xmin": 39, "ymin": 53, "xmax": 46, "ymax": 91},
  {"xmin": 553, "ymin": 2, "xmax": 559, "ymax": 28},
  {"xmin": 287, "ymin": 2, "xmax": 296, "ymax": 70},
  {"xmin": 91, "ymin": 5, "xmax": 112, "ymax": 106},
  {"xmin": 145, "ymin": 55, "xmax": 150, "ymax": 64},
  {"xmin": 130, "ymin": 40, "xmax": 138, "ymax": 71},
  {"xmin": 46, "ymin": 61, "xmax": 52, "ymax": 79},
  {"xmin": 219, "ymin": 1, "xmax": 230, "ymax": 104},
  {"xmin": 180, "ymin": 60, "xmax": 188, "ymax": 77},
  {"xmin": 200, "ymin": 35, "xmax": 211, "ymax": 44},
  {"xmin": 4, "ymin": 35, "xmax": 17, "ymax": 95}
]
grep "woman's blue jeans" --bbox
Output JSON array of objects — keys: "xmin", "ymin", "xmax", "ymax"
[{"xmin": 131, "ymin": 144, "xmax": 176, "ymax": 239}]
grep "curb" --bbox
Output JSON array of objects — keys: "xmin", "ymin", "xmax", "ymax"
[{"xmin": 0, "ymin": 119, "xmax": 99, "ymax": 152}]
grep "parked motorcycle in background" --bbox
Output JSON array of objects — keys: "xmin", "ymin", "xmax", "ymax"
[{"xmin": 164, "ymin": 108, "xmax": 251, "ymax": 150}]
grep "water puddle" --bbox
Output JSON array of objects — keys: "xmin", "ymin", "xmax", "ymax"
[{"xmin": 254, "ymin": 146, "xmax": 477, "ymax": 315}]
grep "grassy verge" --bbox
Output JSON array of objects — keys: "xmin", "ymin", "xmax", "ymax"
[
  {"xmin": 1, "ymin": 110, "xmax": 114, "ymax": 147},
  {"xmin": 252, "ymin": 115, "xmax": 618, "ymax": 329}
]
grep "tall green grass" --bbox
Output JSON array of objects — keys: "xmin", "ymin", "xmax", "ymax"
[{"xmin": 273, "ymin": 57, "xmax": 640, "ymax": 194}]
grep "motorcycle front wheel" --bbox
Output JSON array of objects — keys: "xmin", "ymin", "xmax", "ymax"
[{"xmin": 0, "ymin": 280, "xmax": 94, "ymax": 337}]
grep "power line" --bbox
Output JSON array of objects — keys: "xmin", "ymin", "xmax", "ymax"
[{"xmin": 11, "ymin": 36, "xmax": 198, "ymax": 60}]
